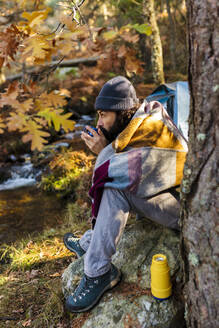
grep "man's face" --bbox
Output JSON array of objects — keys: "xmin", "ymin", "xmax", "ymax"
[{"xmin": 96, "ymin": 110, "xmax": 116, "ymax": 132}]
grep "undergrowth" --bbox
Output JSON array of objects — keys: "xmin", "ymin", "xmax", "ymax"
[{"xmin": 40, "ymin": 150, "xmax": 95, "ymax": 199}]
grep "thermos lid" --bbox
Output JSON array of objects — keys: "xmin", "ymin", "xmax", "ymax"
[{"xmin": 152, "ymin": 254, "xmax": 167, "ymax": 265}]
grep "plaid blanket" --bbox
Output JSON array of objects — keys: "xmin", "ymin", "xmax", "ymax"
[{"xmin": 89, "ymin": 100, "xmax": 188, "ymax": 218}]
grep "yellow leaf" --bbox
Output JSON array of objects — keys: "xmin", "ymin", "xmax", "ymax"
[
  {"xmin": 0, "ymin": 117, "xmax": 6, "ymax": 133},
  {"xmin": 39, "ymin": 91, "xmax": 67, "ymax": 108},
  {"xmin": 102, "ymin": 30, "xmax": 118, "ymax": 41},
  {"xmin": 53, "ymin": 110, "xmax": 75, "ymax": 132},
  {"xmin": 38, "ymin": 108, "xmax": 75, "ymax": 132},
  {"xmin": 21, "ymin": 9, "xmax": 51, "ymax": 29},
  {"xmin": 22, "ymin": 35, "xmax": 51, "ymax": 62},
  {"xmin": 21, "ymin": 120, "xmax": 50, "ymax": 151}
]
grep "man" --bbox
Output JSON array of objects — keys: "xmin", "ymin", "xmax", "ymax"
[{"xmin": 63, "ymin": 76, "xmax": 187, "ymax": 313}]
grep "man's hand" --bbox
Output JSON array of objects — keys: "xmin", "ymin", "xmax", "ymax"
[{"xmin": 81, "ymin": 126, "xmax": 108, "ymax": 155}]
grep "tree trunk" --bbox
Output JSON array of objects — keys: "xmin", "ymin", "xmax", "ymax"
[
  {"xmin": 143, "ymin": 0, "xmax": 165, "ymax": 85},
  {"xmin": 180, "ymin": 1, "xmax": 219, "ymax": 327},
  {"xmin": 166, "ymin": 0, "xmax": 176, "ymax": 70}
]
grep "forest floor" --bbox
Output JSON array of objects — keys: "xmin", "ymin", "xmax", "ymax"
[
  {"xmin": 0, "ymin": 199, "xmax": 91, "ymax": 328},
  {"xmin": 0, "ymin": 189, "xmax": 137, "ymax": 328}
]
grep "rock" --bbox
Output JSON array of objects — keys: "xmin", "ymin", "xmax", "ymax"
[
  {"xmin": 0, "ymin": 167, "xmax": 12, "ymax": 183},
  {"xmin": 62, "ymin": 219, "xmax": 185, "ymax": 328}
]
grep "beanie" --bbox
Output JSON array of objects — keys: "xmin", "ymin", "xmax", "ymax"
[{"xmin": 95, "ymin": 76, "xmax": 139, "ymax": 111}]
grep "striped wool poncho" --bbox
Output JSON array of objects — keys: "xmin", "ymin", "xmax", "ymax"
[{"xmin": 89, "ymin": 100, "xmax": 188, "ymax": 219}]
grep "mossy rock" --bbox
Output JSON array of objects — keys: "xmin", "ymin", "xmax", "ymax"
[{"xmin": 62, "ymin": 220, "xmax": 185, "ymax": 328}]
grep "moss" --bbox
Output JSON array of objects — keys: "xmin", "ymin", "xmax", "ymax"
[
  {"xmin": 39, "ymin": 149, "xmax": 94, "ymax": 199},
  {"xmin": 196, "ymin": 133, "xmax": 206, "ymax": 142},
  {"xmin": 188, "ymin": 252, "xmax": 199, "ymax": 267}
]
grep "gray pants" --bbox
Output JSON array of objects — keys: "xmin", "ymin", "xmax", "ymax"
[{"xmin": 79, "ymin": 188, "xmax": 180, "ymax": 278}]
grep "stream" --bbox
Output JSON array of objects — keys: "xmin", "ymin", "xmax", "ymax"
[{"xmin": 0, "ymin": 115, "xmax": 94, "ymax": 245}]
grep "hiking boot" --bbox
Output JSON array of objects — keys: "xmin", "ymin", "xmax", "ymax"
[
  {"xmin": 63, "ymin": 232, "xmax": 86, "ymax": 258},
  {"xmin": 65, "ymin": 263, "xmax": 121, "ymax": 313}
]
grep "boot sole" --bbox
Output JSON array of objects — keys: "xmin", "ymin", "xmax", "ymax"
[{"xmin": 66, "ymin": 269, "xmax": 122, "ymax": 313}]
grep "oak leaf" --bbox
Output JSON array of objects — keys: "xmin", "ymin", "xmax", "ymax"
[
  {"xmin": 38, "ymin": 108, "xmax": 74, "ymax": 132},
  {"xmin": 38, "ymin": 91, "xmax": 67, "ymax": 108},
  {"xmin": 21, "ymin": 119, "xmax": 50, "ymax": 151},
  {"xmin": 21, "ymin": 9, "xmax": 51, "ymax": 30},
  {"xmin": 7, "ymin": 112, "xmax": 27, "ymax": 131},
  {"xmin": 0, "ymin": 81, "xmax": 20, "ymax": 109},
  {"xmin": 0, "ymin": 117, "xmax": 6, "ymax": 133},
  {"xmin": 13, "ymin": 99, "xmax": 33, "ymax": 113},
  {"xmin": 22, "ymin": 35, "xmax": 51, "ymax": 63},
  {"xmin": 0, "ymin": 24, "xmax": 22, "ymax": 68}
]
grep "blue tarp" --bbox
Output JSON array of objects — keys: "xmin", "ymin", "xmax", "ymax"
[{"xmin": 146, "ymin": 81, "xmax": 190, "ymax": 140}]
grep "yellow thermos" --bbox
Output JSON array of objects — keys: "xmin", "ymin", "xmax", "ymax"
[{"xmin": 150, "ymin": 254, "xmax": 172, "ymax": 300}]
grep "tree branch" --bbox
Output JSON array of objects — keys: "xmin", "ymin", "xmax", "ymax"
[{"xmin": 1, "ymin": 56, "xmax": 100, "ymax": 85}]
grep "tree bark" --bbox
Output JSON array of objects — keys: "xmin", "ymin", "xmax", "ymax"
[
  {"xmin": 180, "ymin": 1, "xmax": 219, "ymax": 327},
  {"xmin": 143, "ymin": 0, "xmax": 165, "ymax": 85},
  {"xmin": 166, "ymin": 0, "xmax": 176, "ymax": 70}
]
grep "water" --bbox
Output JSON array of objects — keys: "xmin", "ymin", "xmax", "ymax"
[
  {"xmin": 0, "ymin": 162, "xmax": 39, "ymax": 191},
  {"xmin": 0, "ymin": 157, "xmax": 65, "ymax": 244}
]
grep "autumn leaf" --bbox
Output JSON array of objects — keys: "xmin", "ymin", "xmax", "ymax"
[
  {"xmin": 59, "ymin": 13, "xmax": 78, "ymax": 32},
  {"xmin": 7, "ymin": 112, "xmax": 27, "ymax": 131},
  {"xmin": 21, "ymin": 119, "xmax": 50, "ymax": 151},
  {"xmin": 118, "ymin": 45, "xmax": 127, "ymax": 58},
  {"xmin": 59, "ymin": 40, "xmax": 74, "ymax": 56},
  {"xmin": 53, "ymin": 110, "xmax": 74, "ymax": 132},
  {"xmin": 0, "ymin": 24, "xmax": 22, "ymax": 68},
  {"xmin": 14, "ymin": 99, "xmax": 33, "ymax": 113},
  {"xmin": 0, "ymin": 81, "xmax": 20, "ymax": 109},
  {"xmin": 38, "ymin": 108, "xmax": 75, "ymax": 132},
  {"xmin": 0, "ymin": 117, "xmax": 6, "ymax": 133},
  {"xmin": 21, "ymin": 9, "xmax": 51, "ymax": 30},
  {"xmin": 120, "ymin": 31, "xmax": 139, "ymax": 43},
  {"xmin": 125, "ymin": 49, "xmax": 144, "ymax": 76},
  {"xmin": 22, "ymin": 35, "xmax": 52, "ymax": 63},
  {"xmin": 0, "ymin": 57, "xmax": 4, "ymax": 69},
  {"xmin": 59, "ymin": 88, "xmax": 71, "ymax": 97},
  {"xmin": 38, "ymin": 91, "xmax": 67, "ymax": 108}
]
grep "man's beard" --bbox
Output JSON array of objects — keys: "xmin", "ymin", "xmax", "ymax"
[{"xmin": 99, "ymin": 120, "xmax": 123, "ymax": 144}]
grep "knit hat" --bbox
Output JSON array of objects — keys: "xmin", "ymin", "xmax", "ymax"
[{"xmin": 95, "ymin": 76, "xmax": 139, "ymax": 111}]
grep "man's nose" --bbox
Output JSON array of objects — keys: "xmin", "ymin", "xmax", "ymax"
[{"xmin": 97, "ymin": 117, "xmax": 103, "ymax": 127}]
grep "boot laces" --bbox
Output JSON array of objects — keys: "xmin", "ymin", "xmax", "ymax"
[
  {"xmin": 68, "ymin": 236, "xmax": 79, "ymax": 243},
  {"xmin": 73, "ymin": 276, "xmax": 99, "ymax": 302}
]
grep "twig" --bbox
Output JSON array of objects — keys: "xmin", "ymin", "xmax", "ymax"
[{"xmin": 0, "ymin": 316, "xmax": 18, "ymax": 321}]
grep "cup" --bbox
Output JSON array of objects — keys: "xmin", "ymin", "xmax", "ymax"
[{"xmin": 150, "ymin": 254, "xmax": 172, "ymax": 300}]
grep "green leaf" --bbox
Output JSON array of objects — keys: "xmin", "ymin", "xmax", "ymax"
[
  {"xmin": 102, "ymin": 30, "xmax": 118, "ymax": 40},
  {"xmin": 131, "ymin": 24, "xmax": 152, "ymax": 36}
]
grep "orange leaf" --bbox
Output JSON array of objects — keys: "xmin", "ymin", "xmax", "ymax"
[
  {"xmin": 118, "ymin": 45, "xmax": 127, "ymax": 58},
  {"xmin": 59, "ymin": 14, "xmax": 78, "ymax": 32}
]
